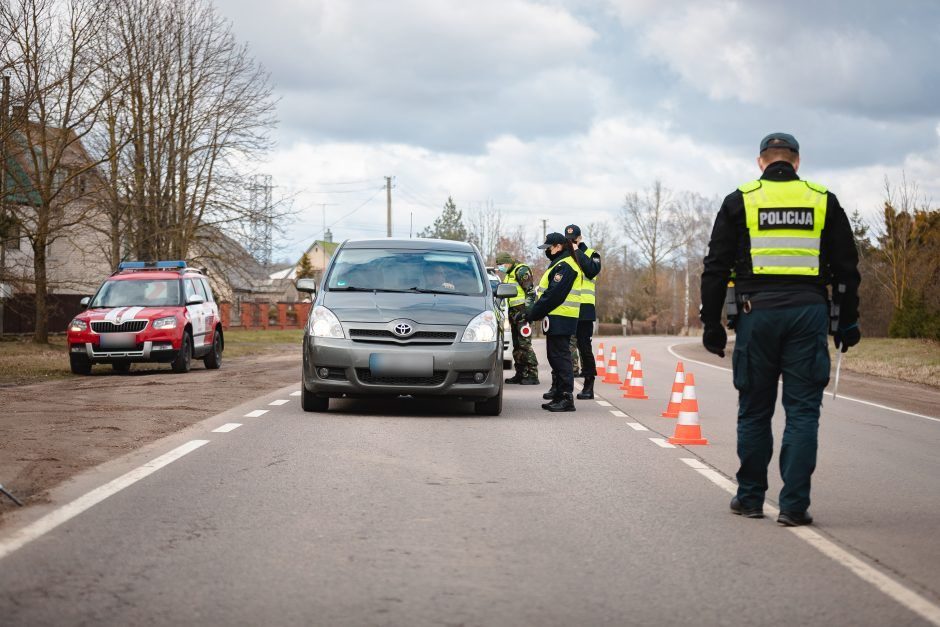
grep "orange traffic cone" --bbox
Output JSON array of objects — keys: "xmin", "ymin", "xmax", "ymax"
[
  {"xmin": 661, "ymin": 361, "xmax": 686, "ymax": 418},
  {"xmin": 595, "ymin": 343, "xmax": 606, "ymax": 378},
  {"xmin": 602, "ymin": 346, "xmax": 622, "ymax": 384},
  {"xmin": 619, "ymin": 350, "xmax": 636, "ymax": 391},
  {"xmin": 624, "ymin": 352, "xmax": 649, "ymax": 399},
  {"xmin": 667, "ymin": 373, "xmax": 708, "ymax": 445}
]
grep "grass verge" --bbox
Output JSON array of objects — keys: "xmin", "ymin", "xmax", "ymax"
[
  {"xmin": 833, "ymin": 338, "xmax": 940, "ymax": 388},
  {"xmin": 0, "ymin": 329, "xmax": 303, "ymax": 385}
]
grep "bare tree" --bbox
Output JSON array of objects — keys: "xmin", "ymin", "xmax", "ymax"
[
  {"xmin": 674, "ymin": 191, "xmax": 716, "ymax": 332},
  {"xmin": 0, "ymin": 0, "xmax": 117, "ymax": 342},
  {"xmin": 619, "ymin": 181, "xmax": 689, "ymax": 333},
  {"xmin": 466, "ymin": 200, "xmax": 502, "ymax": 264}
]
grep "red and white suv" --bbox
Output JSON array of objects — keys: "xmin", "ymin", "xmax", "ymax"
[{"xmin": 67, "ymin": 261, "xmax": 223, "ymax": 374}]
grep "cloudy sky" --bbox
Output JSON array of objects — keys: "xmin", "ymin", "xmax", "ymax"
[{"xmin": 214, "ymin": 0, "xmax": 940, "ymax": 258}]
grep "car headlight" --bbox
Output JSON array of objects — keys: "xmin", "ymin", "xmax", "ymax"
[
  {"xmin": 462, "ymin": 310, "xmax": 497, "ymax": 343},
  {"xmin": 69, "ymin": 319, "xmax": 87, "ymax": 333},
  {"xmin": 153, "ymin": 316, "xmax": 177, "ymax": 329},
  {"xmin": 309, "ymin": 305, "xmax": 345, "ymax": 339}
]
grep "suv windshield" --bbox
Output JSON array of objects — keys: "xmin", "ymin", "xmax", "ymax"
[
  {"xmin": 327, "ymin": 249, "xmax": 485, "ymax": 295},
  {"xmin": 90, "ymin": 279, "xmax": 181, "ymax": 308}
]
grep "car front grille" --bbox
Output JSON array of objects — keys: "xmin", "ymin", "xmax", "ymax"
[
  {"xmin": 355, "ymin": 368, "xmax": 447, "ymax": 386},
  {"xmin": 348, "ymin": 329, "xmax": 456, "ymax": 344},
  {"xmin": 92, "ymin": 320, "xmax": 148, "ymax": 333}
]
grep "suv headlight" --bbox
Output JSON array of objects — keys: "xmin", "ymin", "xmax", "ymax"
[
  {"xmin": 69, "ymin": 319, "xmax": 87, "ymax": 333},
  {"xmin": 461, "ymin": 310, "xmax": 497, "ymax": 343},
  {"xmin": 309, "ymin": 305, "xmax": 345, "ymax": 338},
  {"xmin": 153, "ymin": 316, "xmax": 177, "ymax": 329}
]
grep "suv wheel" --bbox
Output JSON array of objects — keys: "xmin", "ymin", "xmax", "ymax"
[
  {"xmin": 204, "ymin": 331, "xmax": 222, "ymax": 370},
  {"xmin": 70, "ymin": 354, "xmax": 92, "ymax": 375},
  {"xmin": 301, "ymin": 383, "xmax": 329, "ymax": 412},
  {"xmin": 112, "ymin": 362, "xmax": 131, "ymax": 374},
  {"xmin": 171, "ymin": 332, "xmax": 193, "ymax": 373}
]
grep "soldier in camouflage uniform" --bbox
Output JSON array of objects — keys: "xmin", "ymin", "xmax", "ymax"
[
  {"xmin": 570, "ymin": 336, "xmax": 581, "ymax": 377},
  {"xmin": 496, "ymin": 252, "xmax": 539, "ymax": 385}
]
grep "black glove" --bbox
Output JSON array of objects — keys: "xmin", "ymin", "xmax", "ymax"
[
  {"xmin": 703, "ymin": 325, "xmax": 727, "ymax": 358},
  {"xmin": 834, "ymin": 324, "xmax": 861, "ymax": 353}
]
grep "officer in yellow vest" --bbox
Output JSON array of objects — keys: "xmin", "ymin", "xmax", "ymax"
[
  {"xmin": 701, "ymin": 132, "xmax": 861, "ymax": 526},
  {"xmin": 565, "ymin": 224, "xmax": 601, "ymax": 399},
  {"xmin": 496, "ymin": 251, "xmax": 539, "ymax": 385},
  {"xmin": 527, "ymin": 232, "xmax": 582, "ymax": 412}
]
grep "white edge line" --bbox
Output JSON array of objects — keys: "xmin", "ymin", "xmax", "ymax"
[
  {"xmin": 244, "ymin": 409, "xmax": 268, "ymax": 418},
  {"xmin": 649, "ymin": 437, "xmax": 676, "ymax": 448},
  {"xmin": 627, "ymin": 422, "xmax": 649, "ymax": 431},
  {"xmin": 610, "ymin": 410, "xmax": 627, "ymax": 418},
  {"xmin": 667, "ymin": 342, "xmax": 939, "ymax": 423},
  {"xmin": 0, "ymin": 439, "xmax": 210, "ymax": 562},
  {"xmin": 681, "ymin": 456, "xmax": 940, "ymax": 625},
  {"xmin": 212, "ymin": 423, "xmax": 242, "ymax": 433}
]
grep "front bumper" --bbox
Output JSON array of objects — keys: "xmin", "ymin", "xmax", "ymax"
[
  {"xmin": 303, "ymin": 336, "xmax": 502, "ymax": 400},
  {"xmin": 70, "ymin": 341, "xmax": 179, "ymax": 363}
]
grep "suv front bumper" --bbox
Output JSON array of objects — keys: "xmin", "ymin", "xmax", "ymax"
[{"xmin": 71, "ymin": 341, "xmax": 180, "ymax": 363}]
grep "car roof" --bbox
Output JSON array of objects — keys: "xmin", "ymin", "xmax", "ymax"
[{"xmin": 340, "ymin": 238, "xmax": 477, "ymax": 253}]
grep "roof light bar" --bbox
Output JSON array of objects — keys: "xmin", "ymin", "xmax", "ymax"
[{"xmin": 117, "ymin": 260, "xmax": 188, "ymax": 271}]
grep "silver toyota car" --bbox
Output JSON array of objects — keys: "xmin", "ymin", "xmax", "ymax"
[{"xmin": 298, "ymin": 238, "xmax": 516, "ymax": 415}]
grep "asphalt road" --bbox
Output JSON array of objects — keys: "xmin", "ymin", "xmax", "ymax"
[{"xmin": 0, "ymin": 336, "xmax": 938, "ymax": 626}]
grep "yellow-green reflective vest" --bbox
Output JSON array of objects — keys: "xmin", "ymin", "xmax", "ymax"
[
  {"xmin": 740, "ymin": 179, "xmax": 827, "ymax": 276},
  {"xmin": 581, "ymin": 247, "xmax": 597, "ymax": 306},
  {"xmin": 503, "ymin": 264, "xmax": 528, "ymax": 308},
  {"xmin": 536, "ymin": 256, "xmax": 582, "ymax": 318}
]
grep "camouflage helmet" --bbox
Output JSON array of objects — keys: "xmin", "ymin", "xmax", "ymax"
[{"xmin": 495, "ymin": 251, "xmax": 514, "ymax": 265}]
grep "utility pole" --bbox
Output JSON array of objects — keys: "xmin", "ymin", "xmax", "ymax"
[
  {"xmin": 409, "ymin": 212, "xmax": 413, "ymax": 239},
  {"xmin": 385, "ymin": 176, "xmax": 392, "ymax": 237},
  {"xmin": 541, "ymin": 219, "xmax": 547, "ymax": 242},
  {"xmin": 0, "ymin": 75, "xmax": 10, "ymax": 337}
]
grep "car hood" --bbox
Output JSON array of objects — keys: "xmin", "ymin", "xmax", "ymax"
[
  {"xmin": 78, "ymin": 306, "xmax": 180, "ymax": 322},
  {"xmin": 322, "ymin": 291, "xmax": 488, "ymax": 325}
]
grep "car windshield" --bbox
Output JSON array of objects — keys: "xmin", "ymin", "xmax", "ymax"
[
  {"xmin": 90, "ymin": 279, "xmax": 181, "ymax": 308},
  {"xmin": 327, "ymin": 249, "xmax": 485, "ymax": 295}
]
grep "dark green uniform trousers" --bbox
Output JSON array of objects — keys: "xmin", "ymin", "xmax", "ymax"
[{"xmin": 732, "ymin": 302, "xmax": 830, "ymax": 514}]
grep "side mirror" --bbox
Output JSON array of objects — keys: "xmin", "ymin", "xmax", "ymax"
[
  {"xmin": 80, "ymin": 296, "xmax": 90, "ymax": 308},
  {"xmin": 186, "ymin": 295, "xmax": 205, "ymax": 306},
  {"xmin": 296, "ymin": 278, "xmax": 317, "ymax": 294},
  {"xmin": 495, "ymin": 283, "xmax": 517, "ymax": 299}
]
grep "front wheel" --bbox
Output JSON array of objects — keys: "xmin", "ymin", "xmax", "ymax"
[
  {"xmin": 203, "ymin": 331, "xmax": 222, "ymax": 370},
  {"xmin": 171, "ymin": 332, "xmax": 193, "ymax": 373},
  {"xmin": 70, "ymin": 354, "xmax": 92, "ymax": 375},
  {"xmin": 474, "ymin": 384, "xmax": 503, "ymax": 416},
  {"xmin": 301, "ymin": 383, "xmax": 329, "ymax": 412}
]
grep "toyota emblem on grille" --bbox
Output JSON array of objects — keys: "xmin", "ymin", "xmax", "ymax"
[{"xmin": 393, "ymin": 323, "xmax": 413, "ymax": 337}]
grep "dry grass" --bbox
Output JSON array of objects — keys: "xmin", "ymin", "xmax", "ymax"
[
  {"xmin": 0, "ymin": 329, "xmax": 304, "ymax": 385},
  {"xmin": 834, "ymin": 338, "xmax": 940, "ymax": 388}
]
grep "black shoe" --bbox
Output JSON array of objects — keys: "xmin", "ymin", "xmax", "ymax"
[
  {"xmin": 730, "ymin": 496, "xmax": 764, "ymax": 519},
  {"xmin": 520, "ymin": 377, "xmax": 540, "ymax": 385},
  {"xmin": 777, "ymin": 511, "xmax": 813, "ymax": 527},
  {"xmin": 576, "ymin": 376, "xmax": 595, "ymax": 400},
  {"xmin": 544, "ymin": 392, "xmax": 576, "ymax": 412},
  {"xmin": 542, "ymin": 386, "xmax": 557, "ymax": 400},
  {"xmin": 505, "ymin": 373, "xmax": 523, "ymax": 384}
]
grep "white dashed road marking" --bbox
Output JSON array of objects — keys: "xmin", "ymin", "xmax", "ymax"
[
  {"xmin": 595, "ymin": 400, "xmax": 612, "ymax": 407},
  {"xmin": 212, "ymin": 423, "xmax": 242, "ymax": 433},
  {"xmin": 269, "ymin": 399, "xmax": 290, "ymax": 406},
  {"xmin": 649, "ymin": 437, "xmax": 675, "ymax": 448},
  {"xmin": 0, "ymin": 440, "xmax": 210, "ymax": 562},
  {"xmin": 244, "ymin": 410, "xmax": 268, "ymax": 418},
  {"xmin": 678, "ymin": 458, "xmax": 940, "ymax": 626},
  {"xmin": 610, "ymin": 410, "xmax": 626, "ymax": 418},
  {"xmin": 290, "ymin": 391, "xmax": 301, "ymax": 397},
  {"xmin": 627, "ymin": 422, "xmax": 649, "ymax": 431}
]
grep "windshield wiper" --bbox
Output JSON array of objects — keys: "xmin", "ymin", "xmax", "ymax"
[
  {"xmin": 330, "ymin": 286, "xmax": 413, "ymax": 293},
  {"xmin": 404, "ymin": 286, "xmax": 469, "ymax": 295}
]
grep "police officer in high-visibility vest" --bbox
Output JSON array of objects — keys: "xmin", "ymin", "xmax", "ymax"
[
  {"xmin": 527, "ymin": 232, "xmax": 582, "ymax": 412},
  {"xmin": 565, "ymin": 224, "xmax": 601, "ymax": 399},
  {"xmin": 496, "ymin": 251, "xmax": 539, "ymax": 385},
  {"xmin": 701, "ymin": 132, "xmax": 861, "ymax": 527}
]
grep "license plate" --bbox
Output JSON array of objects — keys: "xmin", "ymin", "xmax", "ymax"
[
  {"xmin": 99, "ymin": 333, "xmax": 137, "ymax": 349},
  {"xmin": 369, "ymin": 353, "xmax": 433, "ymax": 377}
]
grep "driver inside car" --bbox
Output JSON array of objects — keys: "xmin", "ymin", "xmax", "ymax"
[{"xmin": 423, "ymin": 263, "xmax": 456, "ymax": 291}]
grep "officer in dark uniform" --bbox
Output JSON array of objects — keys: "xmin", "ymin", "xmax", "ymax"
[
  {"xmin": 701, "ymin": 132, "xmax": 861, "ymax": 526},
  {"xmin": 565, "ymin": 224, "xmax": 602, "ymax": 399},
  {"xmin": 527, "ymin": 232, "xmax": 582, "ymax": 412},
  {"xmin": 496, "ymin": 251, "xmax": 539, "ymax": 385}
]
